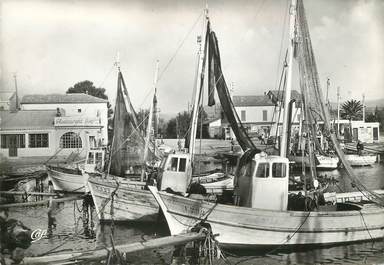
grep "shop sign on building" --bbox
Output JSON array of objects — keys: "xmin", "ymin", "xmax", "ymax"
[{"xmin": 54, "ymin": 117, "xmax": 101, "ymax": 127}]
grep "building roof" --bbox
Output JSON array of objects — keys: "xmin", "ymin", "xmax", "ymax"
[
  {"xmin": 0, "ymin": 110, "xmax": 56, "ymax": 130},
  {"xmin": 21, "ymin": 93, "xmax": 107, "ymax": 104},
  {"xmin": 267, "ymin": 90, "xmax": 302, "ymax": 104},
  {"xmin": 233, "ymin": 95, "xmax": 275, "ymax": 107}
]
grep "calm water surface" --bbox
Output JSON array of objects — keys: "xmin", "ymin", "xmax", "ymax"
[{"xmin": 7, "ymin": 163, "xmax": 384, "ymax": 264}]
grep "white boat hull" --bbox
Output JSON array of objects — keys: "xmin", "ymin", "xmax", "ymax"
[
  {"xmin": 87, "ymin": 174, "xmax": 159, "ymax": 222},
  {"xmin": 345, "ymin": 154, "xmax": 376, "ymax": 166},
  {"xmin": 87, "ymin": 172, "xmax": 234, "ymax": 222},
  {"xmin": 289, "ymin": 155, "xmax": 339, "ymax": 169},
  {"xmin": 48, "ymin": 167, "xmax": 87, "ymax": 193},
  {"xmin": 149, "ymin": 187, "xmax": 384, "ymax": 248}
]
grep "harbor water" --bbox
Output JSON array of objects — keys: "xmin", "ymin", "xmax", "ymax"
[{"xmin": 6, "ymin": 163, "xmax": 384, "ymax": 264}]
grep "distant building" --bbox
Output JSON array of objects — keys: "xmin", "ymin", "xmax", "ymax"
[
  {"xmin": 0, "ymin": 93, "xmax": 108, "ymax": 160},
  {"xmin": 232, "ymin": 90, "xmax": 302, "ymax": 136},
  {"xmin": 333, "ymin": 120, "xmax": 380, "ymax": 143},
  {"xmin": 203, "ymin": 90, "xmax": 303, "ymax": 140}
]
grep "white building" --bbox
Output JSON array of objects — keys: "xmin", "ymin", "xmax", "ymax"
[
  {"xmin": 20, "ymin": 93, "xmax": 108, "ymax": 143},
  {"xmin": 333, "ymin": 119, "xmax": 380, "ymax": 143},
  {"xmin": 0, "ymin": 93, "xmax": 108, "ymax": 161},
  {"xmin": 232, "ymin": 90, "xmax": 302, "ymax": 136}
]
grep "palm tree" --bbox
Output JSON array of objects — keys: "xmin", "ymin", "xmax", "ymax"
[{"xmin": 341, "ymin": 99, "xmax": 363, "ymax": 138}]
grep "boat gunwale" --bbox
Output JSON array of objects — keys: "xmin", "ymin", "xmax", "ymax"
[{"xmin": 158, "ymin": 191, "xmax": 384, "ymax": 218}]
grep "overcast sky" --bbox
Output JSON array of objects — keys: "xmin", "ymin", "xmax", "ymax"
[{"xmin": 1, "ymin": 0, "xmax": 383, "ymax": 114}]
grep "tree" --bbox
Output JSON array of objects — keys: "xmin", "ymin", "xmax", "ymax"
[
  {"xmin": 67, "ymin": 81, "xmax": 114, "ymax": 142},
  {"xmin": 67, "ymin": 80, "xmax": 113, "ymax": 118},
  {"xmin": 340, "ymin": 99, "xmax": 363, "ymax": 137},
  {"xmin": 164, "ymin": 107, "xmax": 209, "ymax": 139}
]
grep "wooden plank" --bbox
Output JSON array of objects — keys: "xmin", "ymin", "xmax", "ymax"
[
  {"xmin": 23, "ymin": 231, "xmax": 207, "ymax": 264},
  {"xmin": 0, "ymin": 196, "xmax": 82, "ymax": 208},
  {"xmin": 0, "ymin": 191, "xmax": 60, "ymax": 196}
]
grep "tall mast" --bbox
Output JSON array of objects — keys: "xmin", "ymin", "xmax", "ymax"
[
  {"xmin": 141, "ymin": 60, "xmax": 159, "ymax": 181},
  {"xmin": 337, "ymin": 86, "xmax": 340, "ymax": 136},
  {"xmin": 13, "ymin": 73, "xmax": 19, "ymax": 110},
  {"xmin": 189, "ymin": 7, "xmax": 209, "ymax": 162},
  {"xmin": 280, "ymin": 0, "xmax": 297, "ymax": 157}
]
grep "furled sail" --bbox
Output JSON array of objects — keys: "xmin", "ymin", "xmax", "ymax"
[
  {"xmin": 109, "ymin": 71, "xmax": 160, "ymax": 177},
  {"xmin": 295, "ymin": 0, "xmax": 383, "ymax": 205},
  {"xmin": 208, "ymin": 27, "xmax": 258, "ymax": 152}
]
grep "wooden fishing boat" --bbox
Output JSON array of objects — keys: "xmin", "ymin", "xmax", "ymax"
[
  {"xmin": 87, "ymin": 170, "xmax": 234, "ymax": 222},
  {"xmin": 150, "ymin": 185, "xmax": 384, "ymax": 248},
  {"xmin": 48, "ymin": 148, "xmax": 104, "ymax": 193},
  {"xmin": 149, "ymin": 0, "xmax": 384, "ymax": 249}
]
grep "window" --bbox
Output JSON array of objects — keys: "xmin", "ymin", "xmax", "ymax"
[
  {"xmin": 170, "ymin": 157, "xmax": 178, "ymax": 171},
  {"xmin": 272, "ymin": 163, "xmax": 286, "ymax": 178},
  {"xmin": 262, "ymin": 110, "xmax": 268, "ymax": 121},
  {"xmin": 255, "ymin": 162, "xmax": 269, "ymax": 178},
  {"xmin": 87, "ymin": 152, "xmax": 94, "ymax": 164},
  {"xmin": 178, "ymin": 158, "xmax": 187, "ymax": 172},
  {"xmin": 89, "ymin": 136, "xmax": 96, "ymax": 148},
  {"xmin": 241, "ymin": 110, "xmax": 246, "ymax": 121},
  {"xmin": 60, "ymin": 132, "xmax": 82, "ymax": 148},
  {"xmin": 1, "ymin": 134, "xmax": 25, "ymax": 149},
  {"xmin": 29, "ymin": 134, "xmax": 49, "ymax": 148},
  {"xmin": 95, "ymin": 152, "xmax": 103, "ymax": 164},
  {"xmin": 78, "ymin": 109, "xmax": 82, "ymax": 113}
]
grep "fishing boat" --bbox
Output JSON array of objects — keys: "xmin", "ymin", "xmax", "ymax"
[
  {"xmin": 149, "ymin": 0, "xmax": 384, "ymax": 248},
  {"xmin": 47, "ymin": 148, "xmax": 104, "ymax": 193},
  {"xmin": 289, "ymin": 154, "xmax": 339, "ymax": 169}
]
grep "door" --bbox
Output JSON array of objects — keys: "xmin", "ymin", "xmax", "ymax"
[{"xmin": 9, "ymin": 135, "xmax": 17, "ymax": 157}]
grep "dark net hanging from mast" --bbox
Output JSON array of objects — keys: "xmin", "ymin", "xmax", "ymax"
[
  {"xmin": 296, "ymin": 0, "xmax": 384, "ymax": 205},
  {"xmin": 109, "ymin": 72, "xmax": 160, "ymax": 177},
  {"xmin": 208, "ymin": 29, "xmax": 258, "ymax": 152}
]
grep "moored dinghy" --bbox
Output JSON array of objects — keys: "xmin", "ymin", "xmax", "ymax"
[{"xmin": 149, "ymin": 0, "xmax": 384, "ymax": 248}]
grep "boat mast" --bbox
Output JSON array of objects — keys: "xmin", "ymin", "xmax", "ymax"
[
  {"xmin": 189, "ymin": 6, "xmax": 209, "ymax": 162},
  {"xmin": 141, "ymin": 60, "xmax": 159, "ymax": 182},
  {"xmin": 280, "ymin": 0, "xmax": 297, "ymax": 157},
  {"xmin": 337, "ymin": 86, "xmax": 340, "ymax": 136}
]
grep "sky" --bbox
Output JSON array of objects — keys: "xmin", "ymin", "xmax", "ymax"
[{"xmin": 1, "ymin": 0, "xmax": 383, "ymax": 114}]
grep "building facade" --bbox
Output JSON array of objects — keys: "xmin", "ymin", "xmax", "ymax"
[
  {"xmin": 0, "ymin": 93, "xmax": 108, "ymax": 161},
  {"xmin": 333, "ymin": 120, "xmax": 380, "ymax": 143},
  {"xmin": 233, "ymin": 90, "xmax": 302, "ymax": 136}
]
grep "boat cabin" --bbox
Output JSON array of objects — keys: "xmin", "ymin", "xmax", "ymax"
[
  {"xmin": 159, "ymin": 152, "xmax": 192, "ymax": 194},
  {"xmin": 84, "ymin": 148, "xmax": 105, "ymax": 173},
  {"xmin": 236, "ymin": 153, "xmax": 289, "ymax": 211}
]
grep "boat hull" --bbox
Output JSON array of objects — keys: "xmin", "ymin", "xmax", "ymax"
[
  {"xmin": 345, "ymin": 154, "xmax": 376, "ymax": 166},
  {"xmin": 47, "ymin": 167, "xmax": 86, "ymax": 193},
  {"xmin": 149, "ymin": 187, "xmax": 384, "ymax": 248},
  {"xmin": 87, "ymin": 174, "xmax": 159, "ymax": 222},
  {"xmin": 289, "ymin": 155, "xmax": 339, "ymax": 169}
]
